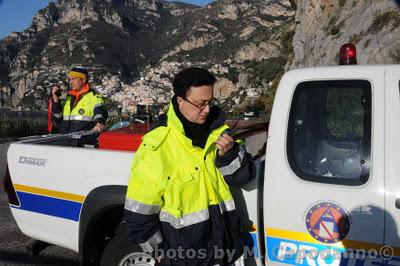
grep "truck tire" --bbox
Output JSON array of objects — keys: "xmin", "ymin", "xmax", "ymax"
[{"xmin": 100, "ymin": 230, "xmax": 155, "ymax": 266}]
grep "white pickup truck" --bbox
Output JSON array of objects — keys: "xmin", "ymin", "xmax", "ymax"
[{"xmin": 3, "ymin": 64, "xmax": 400, "ymax": 266}]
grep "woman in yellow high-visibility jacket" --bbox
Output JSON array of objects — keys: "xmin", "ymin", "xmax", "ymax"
[{"xmin": 125, "ymin": 67, "xmax": 255, "ymax": 265}]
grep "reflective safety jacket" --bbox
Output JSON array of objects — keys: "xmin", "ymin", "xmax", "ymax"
[
  {"xmin": 52, "ymin": 89, "xmax": 106, "ymax": 133},
  {"xmin": 124, "ymin": 104, "xmax": 255, "ymax": 265}
]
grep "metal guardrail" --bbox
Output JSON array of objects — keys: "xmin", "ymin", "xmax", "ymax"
[{"xmin": 0, "ymin": 111, "xmax": 48, "ymax": 138}]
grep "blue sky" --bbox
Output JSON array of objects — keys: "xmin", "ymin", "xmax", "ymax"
[{"xmin": 0, "ymin": 0, "xmax": 214, "ymax": 39}]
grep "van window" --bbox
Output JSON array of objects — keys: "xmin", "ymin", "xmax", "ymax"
[{"xmin": 287, "ymin": 80, "xmax": 371, "ymax": 185}]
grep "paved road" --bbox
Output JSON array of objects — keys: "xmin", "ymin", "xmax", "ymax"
[{"xmin": 0, "ymin": 142, "xmax": 79, "ymax": 265}]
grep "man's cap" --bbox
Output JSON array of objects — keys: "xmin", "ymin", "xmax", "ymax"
[{"xmin": 68, "ymin": 67, "xmax": 89, "ymax": 80}]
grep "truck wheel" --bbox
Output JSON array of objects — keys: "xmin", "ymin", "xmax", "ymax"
[{"xmin": 100, "ymin": 231, "xmax": 155, "ymax": 266}]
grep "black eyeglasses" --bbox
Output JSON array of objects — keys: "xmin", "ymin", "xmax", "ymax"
[{"xmin": 183, "ymin": 97, "xmax": 219, "ymax": 110}]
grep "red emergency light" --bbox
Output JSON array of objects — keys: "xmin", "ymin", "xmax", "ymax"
[{"xmin": 339, "ymin": 43, "xmax": 357, "ymax": 65}]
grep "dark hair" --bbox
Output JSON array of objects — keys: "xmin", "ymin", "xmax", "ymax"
[{"xmin": 172, "ymin": 67, "xmax": 217, "ymax": 98}]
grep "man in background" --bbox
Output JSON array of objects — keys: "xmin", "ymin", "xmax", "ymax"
[{"xmin": 51, "ymin": 67, "xmax": 107, "ymax": 133}]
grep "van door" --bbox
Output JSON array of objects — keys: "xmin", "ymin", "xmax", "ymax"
[
  {"xmin": 264, "ymin": 73, "xmax": 385, "ymax": 266},
  {"xmin": 232, "ymin": 123, "xmax": 268, "ymax": 266},
  {"xmin": 383, "ymin": 66, "xmax": 400, "ymax": 264}
]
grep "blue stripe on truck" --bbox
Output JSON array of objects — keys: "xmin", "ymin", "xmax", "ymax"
[{"xmin": 12, "ymin": 191, "xmax": 82, "ymax": 221}]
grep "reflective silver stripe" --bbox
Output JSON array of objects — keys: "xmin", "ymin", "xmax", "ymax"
[
  {"xmin": 53, "ymin": 113, "xmax": 63, "ymax": 118},
  {"xmin": 139, "ymin": 230, "xmax": 163, "ymax": 253},
  {"xmin": 93, "ymin": 114, "xmax": 103, "ymax": 121},
  {"xmin": 160, "ymin": 209, "xmax": 209, "ymax": 229},
  {"xmin": 219, "ymin": 200, "xmax": 236, "ymax": 213},
  {"xmin": 67, "ymin": 115, "xmax": 93, "ymax": 121},
  {"xmin": 63, "ymin": 116, "xmax": 70, "ymax": 121},
  {"xmin": 124, "ymin": 198, "xmax": 161, "ymax": 215},
  {"xmin": 93, "ymin": 103, "xmax": 103, "ymax": 110},
  {"xmin": 218, "ymin": 146, "xmax": 245, "ymax": 176}
]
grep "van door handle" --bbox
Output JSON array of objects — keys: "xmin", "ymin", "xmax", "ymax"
[{"xmin": 395, "ymin": 198, "xmax": 400, "ymax": 209}]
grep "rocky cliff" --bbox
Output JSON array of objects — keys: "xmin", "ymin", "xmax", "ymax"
[
  {"xmin": 291, "ymin": 0, "xmax": 400, "ymax": 68},
  {"xmin": 0, "ymin": 0, "xmax": 399, "ymax": 114}
]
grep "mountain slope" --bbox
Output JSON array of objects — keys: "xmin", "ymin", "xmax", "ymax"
[{"xmin": 0, "ymin": 0, "xmax": 399, "ymax": 114}]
